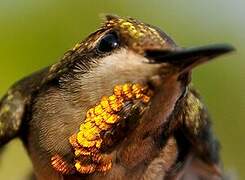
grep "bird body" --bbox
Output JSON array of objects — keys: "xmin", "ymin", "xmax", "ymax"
[{"xmin": 0, "ymin": 15, "xmax": 234, "ymax": 180}]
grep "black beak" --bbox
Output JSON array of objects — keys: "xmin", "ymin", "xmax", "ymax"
[{"xmin": 145, "ymin": 44, "xmax": 235, "ymax": 74}]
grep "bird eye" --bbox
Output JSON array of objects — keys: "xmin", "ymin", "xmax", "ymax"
[{"xmin": 97, "ymin": 32, "xmax": 119, "ymax": 53}]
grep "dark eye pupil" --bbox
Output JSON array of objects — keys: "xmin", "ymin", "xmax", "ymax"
[{"xmin": 98, "ymin": 33, "xmax": 119, "ymax": 52}]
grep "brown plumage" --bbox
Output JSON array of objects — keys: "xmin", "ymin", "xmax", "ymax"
[{"xmin": 0, "ymin": 15, "xmax": 234, "ymax": 179}]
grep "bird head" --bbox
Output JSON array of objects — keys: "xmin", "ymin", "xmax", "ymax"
[{"xmin": 51, "ymin": 14, "xmax": 233, "ymax": 113}]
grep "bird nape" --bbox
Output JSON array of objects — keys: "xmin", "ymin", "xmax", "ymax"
[{"xmin": 0, "ymin": 15, "xmax": 234, "ymax": 180}]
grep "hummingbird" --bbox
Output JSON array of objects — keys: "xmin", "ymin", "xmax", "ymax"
[{"xmin": 0, "ymin": 15, "xmax": 234, "ymax": 180}]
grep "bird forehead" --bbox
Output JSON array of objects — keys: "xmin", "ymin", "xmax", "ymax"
[
  {"xmin": 74, "ymin": 16, "xmax": 171, "ymax": 52},
  {"xmin": 105, "ymin": 16, "xmax": 168, "ymax": 52}
]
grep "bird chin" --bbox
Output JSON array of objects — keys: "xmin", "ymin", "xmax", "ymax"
[{"xmin": 131, "ymin": 73, "xmax": 184, "ymax": 137}]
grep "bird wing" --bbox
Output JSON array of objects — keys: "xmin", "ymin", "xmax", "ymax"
[{"xmin": 0, "ymin": 67, "xmax": 50, "ymax": 146}]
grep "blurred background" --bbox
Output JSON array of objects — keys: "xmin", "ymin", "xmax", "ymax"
[{"xmin": 0, "ymin": 0, "xmax": 244, "ymax": 179}]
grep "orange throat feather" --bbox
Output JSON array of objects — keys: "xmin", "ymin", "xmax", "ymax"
[{"xmin": 52, "ymin": 83, "xmax": 153, "ymax": 174}]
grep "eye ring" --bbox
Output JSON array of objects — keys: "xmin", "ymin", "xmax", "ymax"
[{"xmin": 97, "ymin": 32, "xmax": 119, "ymax": 53}]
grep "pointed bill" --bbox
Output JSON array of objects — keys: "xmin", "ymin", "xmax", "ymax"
[{"xmin": 145, "ymin": 44, "xmax": 235, "ymax": 74}]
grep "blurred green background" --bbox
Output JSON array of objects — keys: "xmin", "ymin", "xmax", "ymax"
[{"xmin": 0, "ymin": 0, "xmax": 244, "ymax": 179}]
